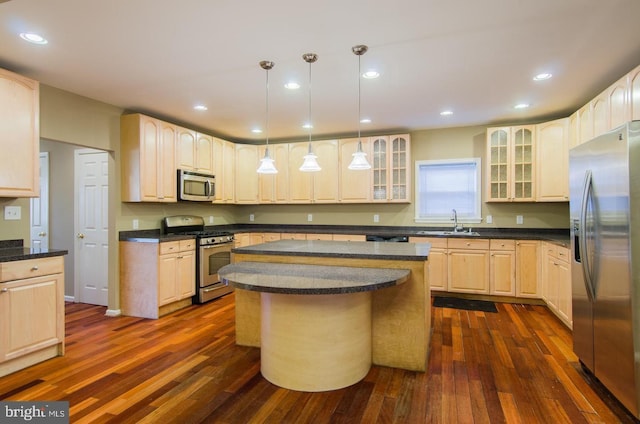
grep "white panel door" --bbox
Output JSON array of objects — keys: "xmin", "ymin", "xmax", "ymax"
[
  {"xmin": 30, "ymin": 152, "xmax": 49, "ymax": 249},
  {"xmin": 75, "ymin": 149, "xmax": 109, "ymax": 306}
]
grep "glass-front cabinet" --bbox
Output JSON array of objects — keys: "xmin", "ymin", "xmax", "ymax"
[
  {"xmin": 372, "ymin": 134, "xmax": 410, "ymax": 202},
  {"xmin": 486, "ymin": 126, "xmax": 534, "ymax": 202}
]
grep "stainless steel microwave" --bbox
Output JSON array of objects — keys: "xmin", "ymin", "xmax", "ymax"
[{"xmin": 178, "ymin": 169, "xmax": 215, "ymax": 201}]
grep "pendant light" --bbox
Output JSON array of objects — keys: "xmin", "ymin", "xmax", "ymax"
[
  {"xmin": 256, "ymin": 60, "xmax": 278, "ymax": 174},
  {"xmin": 299, "ymin": 53, "xmax": 321, "ymax": 172},
  {"xmin": 348, "ymin": 45, "xmax": 372, "ymax": 170}
]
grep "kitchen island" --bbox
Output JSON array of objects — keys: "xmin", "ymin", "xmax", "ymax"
[{"xmin": 228, "ymin": 239, "xmax": 431, "ymax": 390}]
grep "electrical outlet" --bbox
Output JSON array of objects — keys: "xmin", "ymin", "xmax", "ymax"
[
  {"xmin": 373, "ymin": 214, "xmax": 379, "ymax": 223},
  {"xmin": 4, "ymin": 206, "xmax": 21, "ymax": 220},
  {"xmin": 307, "ymin": 214, "xmax": 313, "ymax": 222},
  {"xmin": 485, "ymin": 215, "xmax": 493, "ymax": 224},
  {"xmin": 249, "ymin": 214, "xmax": 255, "ymax": 222},
  {"xmin": 209, "ymin": 216, "xmax": 214, "ymax": 224},
  {"xmin": 516, "ymin": 215, "xmax": 524, "ymax": 225},
  {"xmin": 132, "ymin": 219, "xmax": 139, "ymax": 229}
]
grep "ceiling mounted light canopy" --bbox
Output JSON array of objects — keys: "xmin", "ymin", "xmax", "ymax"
[
  {"xmin": 256, "ymin": 60, "xmax": 278, "ymax": 174},
  {"xmin": 348, "ymin": 44, "xmax": 372, "ymax": 171},
  {"xmin": 299, "ymin": 53, "xmax": 321, "ymax": 172}
]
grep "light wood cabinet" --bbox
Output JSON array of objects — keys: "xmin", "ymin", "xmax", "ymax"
[
  {"xmin": 410, "ymin": 237, "xmax": 448, "ymax": 291},
  {"xmin": 486, "ymin": 126, "xmax": 535, "ymax": 202},
  {"xmin": 258, "ymin": 144, "xmax": 289, "ymax": 203},
  {"xmin": 332, "ymin": 234, "xmax": 366, "ymax": 242},
  {"xmin": 176, "ymin": 127, "xmax": 214, "ymax": 174},
  {"xmin": 0, "ymin": 256, "xmax": 65, "ymax": 377},
  {"xmin": 158, "ymin": 240, "xmax": 196, "ymax": 306},
  {"xmin": 371, "ymin": 135, "xmax": 411, "ymax": 202},
  {"xmin": 235, "ymin": 144, "xmax": 259, "ymax": 204},
  {"xmin": 630, "ymin": 65, "xmax": 640, "ymax": 121},
  {"xmin": 120, "ymin": 239, "xmax": 195, "ymax": 319},
  {"xmin": 217, "ymin": 140, "xmax": 236, "ymax": 203},
  {"xmin": 339, "ymin": 137, "xmax": 372, "ymax": 202},
  {"xmin": 568, "ymin": 111, "xmax": 580, "ymax": 150},
  {"xmin": 489, "ymin": 239, "xmax": 516, "ymax": 296},
  {"xmin": 280, "ymin": 233, "xmax": 308, "ymax": 241},
  {"xmin": 536, "ymin": 118, "xmax": 569, "ymax": 202},
  {"xmin": 0, "ymin": 68, "xmax": 39, "ymax": 198},
  {"xmin": 120, "ymin": 114, "xmax": 177, "ymax": 202},
  {"xmin": 312, "ymin": 140, "xmax": 340, "ymax": 203},
  {"xmin": 515, "ymin": 240, "xmax": 540, "ymax": 298},
  {"xmin": 577, "ymin": 102, "xmax": 593, "ymax": 145},
  {"xmin": 541, "ymin": 242, "xmax": 571, "ymax": 328},
  {"xmin": 447, "ymin": 238, "xmax": 490, "ymax": 294},
  {"xmin": 288, "ymin": 142, "xmax": 314, "ymax": 203},
  {"xmin": 234, "ymin": 233, "xmax": 265, "ymax": 248}
]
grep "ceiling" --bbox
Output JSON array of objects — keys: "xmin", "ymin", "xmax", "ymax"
[{"xmin": 2, "ymin": 0, "xmax": 640, "ymax": 143}]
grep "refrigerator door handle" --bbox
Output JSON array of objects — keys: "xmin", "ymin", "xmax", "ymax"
[{"xmin": 579, "ymin": 169, "xmax": 596, "ymax": 301}]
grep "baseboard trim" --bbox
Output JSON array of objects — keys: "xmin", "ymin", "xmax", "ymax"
[
  {"xmin": 64, "ymin": 295, "xmax": 75, "ymax": 302},
  {"xmin": 105, "ymin": 309, "xmax": 122, "ymax": 317}
]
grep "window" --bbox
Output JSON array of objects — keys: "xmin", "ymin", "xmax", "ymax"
[{"xmin": 415, "ymin": 158, "xmax": 482, "ymax": 223}]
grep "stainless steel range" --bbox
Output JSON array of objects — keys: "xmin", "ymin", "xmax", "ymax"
[{"xmin": 162, "ymin": 215, "xmax": 234, "ymax": 304}]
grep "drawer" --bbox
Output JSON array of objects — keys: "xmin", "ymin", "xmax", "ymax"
[
  {"xmin": 0, "ymin": 256, "xmax": 64, "ymax": 282},
  {"xmin": 179, "ymin": 239, "xmax": 195, "ymax": 251},
  {"xmin": 410, "ymin": 237, "xmax": 447, "ymax": 249},
  {"xmin": 543, "ymin": 242, "xmax": 558, "ymax": 258},
  {"xmin": 555, "ymin": 246, "xmax": 570, "ymax": 262},
  {"xmin": 159, "ymin": 241, "xmax": 180, "ymax": 255},
  {"xmin": 490, "ymin": 239, "xmax": 516, "ymax": 251},
  {"xmin": 447, "ymin": 238, "xmax": 490, "ymax": 250}
]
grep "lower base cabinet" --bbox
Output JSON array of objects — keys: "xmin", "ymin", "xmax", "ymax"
[
  {"xmin": 120, "ymin": 239, "xmax": 195, "ymax": 319},
  {"xmin": 0, "ymin": 256, "xmax": 65, "ymax": 377},
  {"xmin": 541, "ymin": 242, "xmax": 572, "ymax": 327},
  {"xmin": 448, "ymin": 238, "xmax": 490, "ymax": 294},
  {"xmin": 490, "ymin": 239, "xmax": 516, "ymax": 296}
]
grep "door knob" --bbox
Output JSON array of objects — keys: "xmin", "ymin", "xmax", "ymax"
[
  {"xmin": 77, "ymin": 233, "xmax": 85, "ymax": 239},
  {"xmin": 38, "ymin": 232, "xmax": 47, "ymax": 237}
]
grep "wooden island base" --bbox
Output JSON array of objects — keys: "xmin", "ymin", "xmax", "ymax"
[{"xmin": 261, "ymin": 292, "xmax": 372, "ymax": 392}]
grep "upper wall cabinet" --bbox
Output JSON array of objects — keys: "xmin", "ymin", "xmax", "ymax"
[
  {"xmin": 121, "ymin": 114, "xmax": 177, "ymax": 202},
  {"xmin": 339, "ymin": 137, "xmax": 372, "ymax": 203},
  {"xmin": 176, "ymin": 127, "xmax": 214, "ymax": 174},
  {"xmin": 287, "ymin": 140, "xmax": 340, "ymax": 203},
  {"xmin": 486, "ymin": 126, "xmax": 535, "ymax": 202},
  {"xmin": 258, "ymin": 144, "xmax": 289, "ymax": 203},
  {"xmin": 630, "ymin": 65, "xmax": 640, "ymax": 121},
  {"xmin": 536, "ymin": 118, "xmax": 569, "ymax": 202},
  {"xmin": 235, "ymin": 143, "xmax": 259, "ymax": 204},
  {"xmin": 0, "ymin": 68, "xmax": 39, "ymax": 198},
  {"xmin": 371, "ymin": 134, "xmax": 411, "ymax": 203}
]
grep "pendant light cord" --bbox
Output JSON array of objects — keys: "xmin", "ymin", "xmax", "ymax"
[
  {"xmin": 357, "ymin": 51, "xmax": 362, "ymax": 146},
  {"xmin": 307, "ymin": 57, "xmax": 312, "ymax": 148},
  {"xmin": 265, "ymin": 65, "xmax": 270, "ymax": 150}
]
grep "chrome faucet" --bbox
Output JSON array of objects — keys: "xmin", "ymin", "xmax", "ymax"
[{"xmin": 451, "ymin": 209, "xmax": 463, "ymax": 232}]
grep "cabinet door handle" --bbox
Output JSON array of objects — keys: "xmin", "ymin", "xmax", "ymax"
[
  {"xmin": 78, "ymin": 233, "xmax": 85, "ymax": 239},
  {"xmin": 1, "ymin": 288, "xmax": 8, "ymax": 293},
  {"xmin": 38, "ymin": 232, "xmax": 47, "ymax": 237},
  {"xmin": 31, "ymin": 265, "xmax": 39, "ymax": 271}
]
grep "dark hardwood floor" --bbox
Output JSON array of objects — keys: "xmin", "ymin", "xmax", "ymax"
[{"xmin": 0, "ymin": 294, "xmax": 636, "ymax": 423}]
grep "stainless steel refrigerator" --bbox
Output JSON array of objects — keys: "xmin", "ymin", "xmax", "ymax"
[{"xmin": 570, "ymin": 120, "xmax": 640, "ymax": 417}]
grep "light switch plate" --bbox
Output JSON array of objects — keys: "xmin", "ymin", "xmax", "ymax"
[
  {"xmin": 516, "ymin": 215, "xmax": 524, "ymax": 225},
  {"xmin": 4, "ymin": 206, "xmax": 21, "ymax": 220}
]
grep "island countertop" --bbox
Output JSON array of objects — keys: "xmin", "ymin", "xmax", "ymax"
[
  {"xmin": 231, "ymin": 239, "xmax": 430, "ymax": 261},
  {"xmin": 220, "ymin": 261, "xmax": 410, "ymax": 294}
]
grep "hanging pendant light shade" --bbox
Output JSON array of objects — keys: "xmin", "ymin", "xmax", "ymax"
[
  {"xmin": 348, "ymin": 45, "xmax": 372, "ymax": 171},
  {"xmin": 299, "ymin": 53, "xmax": 321, "ymax": 172},
  {"xmin": 257, "ymin": 60, "xmax": 278, "ymax": 174}
]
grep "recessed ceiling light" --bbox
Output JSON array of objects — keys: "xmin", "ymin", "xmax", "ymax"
[
  {"xmin": 302, "ymin": 123, "xmax": 313, "ymax": 129},
  {"xmin": 533, "ymin": 73, "xmax": 552, "ymax": 81},
  {"xmin": 251, "ymin": 128, "xmax": 262, "ymax": 134},
  {"xmin": 514, "ymin": 103, "xmax": 530, "ymax": 109},
  {"xmin": 284, "ymin": 82, "xmax": 300, "ymax": 90},
  {"xmin": 362, "ymin": 70, "xmax": 380, "ymax": 79},
  {"xmin": 19, "ymin": 32, "xmax": 48, "ymax": 45},
  {"xmin": 193, "ymin": 104, "xmax": 208, "ymax": 111},
  {"xmin": 360, "ymin": 118, "xmax": 371, "ymax": 124},
  {"xmin": 440, "ymin": 110, "xmax": 453, "ymax": 116}
]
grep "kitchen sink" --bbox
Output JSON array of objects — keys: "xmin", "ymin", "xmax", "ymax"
[{"xmin": 415, "ymin": 230, "xmax": 481, "ymax": 237}]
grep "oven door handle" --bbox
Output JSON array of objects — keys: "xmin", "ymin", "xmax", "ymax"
[{"xmin": 200, "ymin": 244, "xmax": 232, "ymax": 249}]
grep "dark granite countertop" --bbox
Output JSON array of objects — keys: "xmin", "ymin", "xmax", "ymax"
[
  {"xmin": 232, "ymin": 239, "xmax": 430, "ymax": 261},
  {"xmin": 219, "ymin": 261, "xmax": 410, "ymax": 294},
  {"xmin": 119, "ymin": 224, "xmax": 570, "ymax": 247},
  {"xmin": 0, "ymin": 240, "xmax": 68, "ymax": 263}
]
